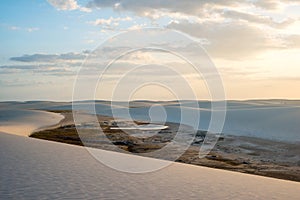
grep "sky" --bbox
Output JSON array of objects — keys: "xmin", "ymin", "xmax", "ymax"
[{"xmin": 0, "ymin": 0, "xmax": 300, "ymax": 101}]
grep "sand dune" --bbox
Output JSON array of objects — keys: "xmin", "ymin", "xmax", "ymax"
[
  {"xmin": 0, "ymin": 109, "xmax": 64, "ymax": 136},
  {"xmin": 0, "ymin": 101, "xmax": 300, "ymax": 199},
  {"xmin": 1, "ymin": 132, "xmax": 299, "ymax": 199}
]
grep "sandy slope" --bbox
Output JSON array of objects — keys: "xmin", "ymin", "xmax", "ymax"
[
  {"xmin": 0, "ymin": 132, "xmax": 299, "ymax": 199},
  {"xmin": 0, "ymin": 109, "xmax": 64, "ymax": 136}
]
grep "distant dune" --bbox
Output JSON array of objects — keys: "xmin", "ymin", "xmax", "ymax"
[{"xmin": 1, "ymin": 100, "xmax": 300, "ymax": 142}]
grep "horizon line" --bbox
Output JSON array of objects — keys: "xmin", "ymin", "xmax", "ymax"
[{"xmin": 1, "ymin": 98, "xmax": 300, "ymax": 103}]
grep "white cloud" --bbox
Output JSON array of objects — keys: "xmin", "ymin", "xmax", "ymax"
[
  {"xmin": 9, "ymin": 26, "xmax": 21, "ymax": 30},
  {"xmin": 79, "ymin": 6, "xmax": 92, "ymax": 12},
  {"xmin": 85, "ymin": 39, "xmax": 95, "ymax": 44},
  {"xmin": 127, "ymin": 23, "xmax": 147, "ymax": 30},
  {"xmin": 89, "ymin": 16, "xmax": 133, "ymax": 31},
  {"xmin": 47, "ymin": 0, "xmax": 91, "ymax": 12},
  {"xmin": 27, "ymin": 27, "xmax": 40, "ymax": 32},
  {"xmin": 167, "ymin": 20, "xmax": 282, "ymax": 59},
  {"xmin": 87, "ymin": 0, "xmax": 298, "ymax": 17},
  {"xmin": 284, "ymin": 34, "xmax": 300, "ymax": 48},
  {"xmin": 91, "ymin": 16, "xmax": 132, "ymax": 26},
  {"xmin": 47, "ymin": 0, "xmax": 79, "ymax": 10},
  {"xmin": 221, "ymin": 9, "xmax": 295, "ymax": 28},
  {"xmin": 7, "ymin": 26, "xmax": 40, "ymax": 32},
  {"xmin": 87, "ymin": 0, "xmax": 238, "ymax": 17},
  {"xmin": 85, "ymin": 0, "xmax": 299, "ymax": 59}
]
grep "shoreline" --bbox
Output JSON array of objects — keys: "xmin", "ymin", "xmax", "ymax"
[{"xmin": 30, "ymin": 110, "xmax": 300, "ymax": 182}]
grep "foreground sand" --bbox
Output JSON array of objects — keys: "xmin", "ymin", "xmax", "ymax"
[{"xmin": 1, "ymin": 132, "xmax": 300, "ymax": 199}]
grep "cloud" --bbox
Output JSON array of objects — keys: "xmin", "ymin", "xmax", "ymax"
[
  {"xmin": 0, "ymin": 64, "xmax": 77, "ymax": 76},
  {"xmin": 87, "ymin": 0, "xmax": 238, "ymax": 17},
  {"xmin": 85, "ymin": 0, "xmax": 298, "ymax": 33},
  {"xmin": 86, "ymin": 0, "xmax": 298, "ymax": 16},
  {"xmin": 267, "ymin": 76, "xmax": 300, "ymax": 81},
  {"xmin": 0, "ymin": 65, "xmax": 37, "ymax": 70},
  {"xmin": 0, "ymin": 79, "xmax": 54, "ymax": 87},
  {"xmin": 3, "ymin": 51, "xmax": 89, "ymax": 76},
  {"xmin": 47, "ymin": 0, "xmax": 79, "ymax": 10},
  {"xmin": 253, "ymin": 0, "xmax": 300, "ymax": 10},
  {"xmin": 10, "ymin": 52, "xmax": 87, "ymax": 62},
  {"xmin": 90, "ymin": 16, "xmax": 132, "ymax": 30},
  {"xmin": 47, "ymin": 0, "xmax": 91, "ymax": 12},
  {"xmin": 167, "ymin": 20, "xmax": 281, "ymax": 59},
  {"xmin": 221, "ymin": 10, "xmax": 295, "ymax": 28},
  {"xmin": 27, "ymin": 27, "xmax": 40, "ymax": 32},
  {"xmin": 284, "ymin": 34, "xmax": 300, "ymax": 48},
  {"xmin": 128, "ymin": 23, "xmax": 147, "ymax": 30},
  {"xmin": 85, "ymin": 39, "xmax": 95, "ymax": 44},
  {"xmin": 84, "ymin": 0, "xmax": 298, "ymax": 60},
  {"xmin": 8, "ymin": 26, "xmax": 40, "ymax": 32},
  {"xmin": 252, "ymin": 0, "xmax": 279, "ymax": 10},
  {"xmin": 92, "ymin": 16, "xmax": 132, "ymax": 26},
  {"xmin": 9, "ymin": 26, "xmax": 21, "ymax": 30},
  {"xmin": 85, "ymin": 1, "xmax": 298, "ymax": 33}
]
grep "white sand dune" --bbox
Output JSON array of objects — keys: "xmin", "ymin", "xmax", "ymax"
[
  {"xmin": 0, "ymin": 109, "xmax": 64, "ymax": 136},
  {"xmin": 0, "ymin": 101, "xmax": 300, "ymax": 199},
  {"xmin": 0, "ymin": 132, "xmax": 299, "ymax": 199}
]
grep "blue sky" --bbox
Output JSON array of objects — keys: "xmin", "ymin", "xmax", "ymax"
[
  {"xmin": 1, "ymin": 0, "xmax": 113, "ymax": 57},
  {"xmin": 1, "ymin": 0, "xmax": 300, "ymax": 101}
]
